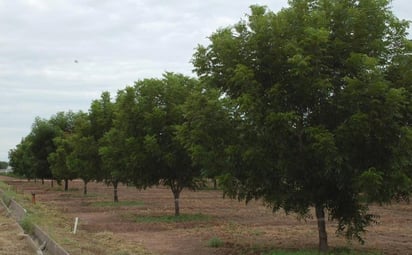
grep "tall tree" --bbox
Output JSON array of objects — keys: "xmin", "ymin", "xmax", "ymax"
[{"xmin": 192, "ymin": 1, "xmax": 412, "ymax": 252}]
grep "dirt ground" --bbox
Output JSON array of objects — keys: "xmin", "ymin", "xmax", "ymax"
[
  {"xmin": 0, "ymin": 175, "xmax": 411, "ymax": 255},
  {"xmin": 0, "ymin": 203, "xmax": 35, "ymax": 255}
]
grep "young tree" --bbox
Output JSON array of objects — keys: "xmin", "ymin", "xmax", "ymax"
[
  {"xmin": 29, "ymin": 117, "xmax": 57, "ymax": 183},
  {"xmin": 88, "ymin": 92, "xmax": 121, "ymax": 201},
  {"xmin": 48, "ymin": 111, "xmax": 82, "ymax": 191},
  {"xmin": 99, "ymin": 128, "xmax": 129, "ymax": 202},
  {"xmin": 66, "ymin": 112, "xmax": 99, "ymax": 195},
  {"xmin": 113, "ymin": 73, "xmax": 203, "ymax": 215},
  {"xmin": 192, "ymin": 1, "xmax": 412, "ymax": 252},
  {"xmin": 8, "ymin": 137, "xmax": 35, "ymax": 179}
]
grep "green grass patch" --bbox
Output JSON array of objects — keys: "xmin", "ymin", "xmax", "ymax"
[
  {"xmin": 19, "ymin": 214, "xmax": 36, "ymax": 235},
  {"xmin": 0, "ymin": 181, "xmax": 17, "ymax": 207},
  {"xmin": 264, "ymin": 248, "xmax": 382, "ymax": 255},
  {"xmin": 91, "ymin": 200, "xmax": 144, "ymax": 207},
  {"xmin": 134, "ymin": 213, "xmax": 210, "ymax": 223},
  {"xmin": 207, "ymin": 236, "xmax": 224, "ymax": 248}
]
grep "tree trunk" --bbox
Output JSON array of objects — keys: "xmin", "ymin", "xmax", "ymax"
[
  {"xmin": 83, "ymin": 181, "xmax": 88, "ymax": 195},
  {"xmin": 64, "ymin": 179, "xmax": 69, "ymax": 191},
  {"xmin": 213, "ymin": 178, "xmax": 217, "ymax": 190},
  {"xmin": 41, "ymin": 178, "xmax": 44, "ymax": 185},
  {"xmin": 51, "ymin": 179, "xmax": 54, "ymax": 188},
  {"xmin": 173, "ymin": 190, "xmax": 180, "ymax": 216},
  {"xmin": 315, "ymin": 205, "xmax": 329, "ymax": 253},
  {"xmin": 113, "ymin": 181, "xmax": 118, "ymax": 202}
]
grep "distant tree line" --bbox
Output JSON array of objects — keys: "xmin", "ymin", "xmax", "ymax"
[
  {"xmin": 8, "ymin": 1, "xmax": 412, "ymax": 253},
  {"xmin": 0, "ymin": 161, "xmax": 8, "ymax": 169}
]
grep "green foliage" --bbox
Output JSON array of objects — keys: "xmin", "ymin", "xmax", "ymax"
[
  {"xmin": 107, "ymin": 73, "xmax": 204, "ymax": 215},
  {"xmin": 19, "ymin": 215, "xmax": 35, "ymax": 235},
  {"xmin": 207, "ymin": 236, "xmax": 224, "ymax": 248},
  {"xmin": 0, "ymin": 161, "xmax": 8, "ymax": 169},
  {"xmin": 1, "ymin": 193, "xmax": 11, "ymax": 207},
  {"xmin": 192, "ymin": 0, "xmax": 412, "ymax": 251}
]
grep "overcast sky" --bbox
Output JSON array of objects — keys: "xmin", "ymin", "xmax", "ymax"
[{"xmin": 1, "ymin": 0, "xmax": 411, "ymax": 162}]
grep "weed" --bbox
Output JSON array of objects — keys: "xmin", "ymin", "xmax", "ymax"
[
  {"xmin": 19, "ymin": 215, "xmax": 35, "ymax": 235},
  {"xmin": 264, "ymin": 248, "xmax": 382, "ymax": 255},
  {"xmin": 207, "ymin": 236, "xmax": 224, "ymax": 248}
]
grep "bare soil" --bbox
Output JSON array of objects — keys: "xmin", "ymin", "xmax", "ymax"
[{"xmin": 1, "ymin": 175, "xmax": 411, "ymax": 255}]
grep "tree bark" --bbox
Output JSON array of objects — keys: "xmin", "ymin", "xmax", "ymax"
[
  {"xmin": 173, "ymin": 190, "xmax": 180, "ymax": 216},
  {"xmin": 64, "ymin": 179, "xmax": 69, "ymax": 191},
  {"xmin": 315, "ymin": 204, "xmax": 329, "ymax": 253},
  {"xmin": 113, "ymin": 181, "xmax": 118, "ymax": 202},
  {"xmin": 83, "ymin": 181, "xmax": 88, "ymax": 195}
]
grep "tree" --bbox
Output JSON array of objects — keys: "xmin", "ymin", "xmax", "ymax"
[
  {"xmin": 192, "ymin": 1, "xmax": 412, "ymax": 252},
  {"xmin": 65, "ymin": 112, "xmax": 99, "ymax": 195},
  {"xmin": 0, "ymin": 161, "xmax": 8, "ymax": 169},
  {"xmin": 29, "ymin": 117, "xmax": 57, "ymax": 183},
  {"xmin": 99, "ymin": 128, "xmax": 129, "ymax": 202},
  {"xmin": 176, "ymin": 84, "xmax": 235, "ymax": 189},
  {"xmin": 8, "ymin": 137, "xmax": 35, "ymax": 178},
  {"xmin": 113, "ymin": 73, "xmax": 203, "ymax": 216},
  {"xmin": 88, "ymin": 92, "xmax": 121, "ymax": 201},
  {"xmin": 48, "ymin": 111, "xmax": 81, "ymax": 191}
]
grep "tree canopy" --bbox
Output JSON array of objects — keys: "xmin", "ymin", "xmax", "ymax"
[
  {"xmin": 192, "ymin": 0, "xmax": 412, "ymax": 252},
  {"xmin": 107, "ymin": 73, "xmax": 204, "ymax": 215}
]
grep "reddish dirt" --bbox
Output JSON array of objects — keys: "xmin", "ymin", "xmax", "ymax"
[{"xmin": 1, "ymin": 175, "xmax": 411, "ymax": 255}]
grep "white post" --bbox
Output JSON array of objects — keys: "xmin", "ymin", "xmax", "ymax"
[{"xmin": 73, "ymin": 217, "xmax": 79, "ymax": 234}]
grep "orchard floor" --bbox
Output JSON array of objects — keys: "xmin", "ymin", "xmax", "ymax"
[{"xmin": 0, "ymin": 175, "xmax": 411, "ymax": 255}]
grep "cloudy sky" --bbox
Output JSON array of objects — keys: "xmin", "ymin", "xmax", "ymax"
[{"xmin": 0, "ymin": 0, "xmax": 411, "ymax": 162}]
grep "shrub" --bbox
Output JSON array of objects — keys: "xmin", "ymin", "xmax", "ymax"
[{"xmin": 207, "ymin": 236, "xmax": 224, "ymax": 248}]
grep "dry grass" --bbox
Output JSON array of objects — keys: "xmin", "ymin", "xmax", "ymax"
[{"xmin": 0, "ymin": 206, "xmax": 35, "ymax": 255}]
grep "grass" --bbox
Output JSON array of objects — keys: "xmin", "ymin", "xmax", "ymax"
[
  {"xmin": 134, "ymin": 213, "xmax": 211, "ymax": 223},
  {"xmin": 19, "ymin": 214, "xmax": 36, "ymax": 235},
  {"xmin": 91, "ymin": 200, "xmax": 144, "ymax": 207},
  {"xmin": 207, "ymin": 236, "xmax": 224, "ymax": 248},
  {"xmin": 0, "ymin": 181, "xmax": 18, "ymax": 206},
  {"xmin": 264, "ymin": 248, "xmax": 382, "ymax": 255}
]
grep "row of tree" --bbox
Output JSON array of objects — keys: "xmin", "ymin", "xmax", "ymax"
[
  {"xmin": 8, "ymin": 0, "xmax": 412, "ymax": 252},
  {"xmin": 8, "ymin": 74, "xmax": 204, "ymax": 216}
]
